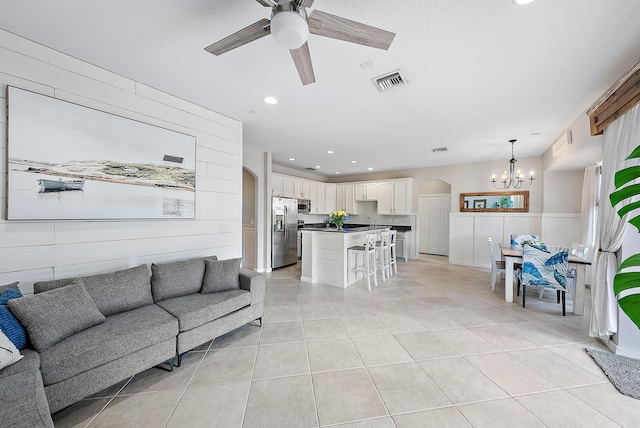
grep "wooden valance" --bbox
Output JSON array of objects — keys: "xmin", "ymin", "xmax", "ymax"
[{"xmin": 588, "ymin": 59, "xmax": 640, "ymax": 136}]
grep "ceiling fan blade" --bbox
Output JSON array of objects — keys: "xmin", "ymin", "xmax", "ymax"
[
  {"xmin": 255, "ymin": 0, "xmax": 276, "ymax": 6},
  {"xmin": 308, "ymin": 10, "xmax": 395, "ymax": 50},
  {"xmin": 204, "ymin": 18, "xmax": 271, "ymax": 56},
  {"xmin": 297, "ymin": 0, "xmax": 315, "ymax": 7},
  {"xmin": 290, "ymin": 42, "xmax": 316, "ymax": 85}
]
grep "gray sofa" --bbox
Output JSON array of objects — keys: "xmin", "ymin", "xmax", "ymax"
[{"xmin": 1, "ymin": 255, "xmax": 265, "ymax": 425}]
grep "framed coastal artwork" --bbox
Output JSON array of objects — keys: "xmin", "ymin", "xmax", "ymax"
[{"xmin": 6, "ymin": 87, "xmax": 196, "ymax": 220}]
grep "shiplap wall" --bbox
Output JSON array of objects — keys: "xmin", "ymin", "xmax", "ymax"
[{"xmin": 0, "ymin": 30, "xmax": 242, "ymax": 294}]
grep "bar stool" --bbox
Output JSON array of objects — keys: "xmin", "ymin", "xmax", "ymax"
[
  {"xmin": 375, "ymin": 231, "xmax": 391, "ymax": 282},
  {"xmin": 348, "ymin": 234, "xmax": 378, "ymax": 291},
  {"xmin": 388, "ymin": 230, "xmax": 398, "ymax": 276}
]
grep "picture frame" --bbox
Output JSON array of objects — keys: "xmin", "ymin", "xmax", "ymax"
[
  {"xmin": 473, "ymin": 199, "xmax": 487, "ymax": 209},
  {"xmin": 7, "ymin": 87, "xmax": 196, "ymax": 220}
]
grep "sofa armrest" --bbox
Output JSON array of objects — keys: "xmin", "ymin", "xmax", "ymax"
[
  {"xmin": 239, "ymin": 268, "xmax": 266, "ymax": 306},
  {"xmin": 0, "ymin": 368, "xmax": 54, "ymax": 428}
]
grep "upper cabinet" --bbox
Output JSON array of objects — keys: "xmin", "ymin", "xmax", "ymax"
[
  {"xmin": 377, "ymin": 179, "xmax": 413, "ymax": 214},
  {"xmin": 272, "ymin": 173, "xmax": 412, "ymax": 215},
  {"xmin": 355, "ymin": 182, "xmax": 378, "ymax": 201}
]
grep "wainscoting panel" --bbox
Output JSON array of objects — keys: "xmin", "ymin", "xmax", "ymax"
[{"xmin": 450, "ymin": 213, "xmax": 543, "ymax": 268}]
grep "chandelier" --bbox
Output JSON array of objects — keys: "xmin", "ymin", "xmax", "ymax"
[{"xmin": 491, "ymin": 139, "xmax": 535, "ymax": 189}]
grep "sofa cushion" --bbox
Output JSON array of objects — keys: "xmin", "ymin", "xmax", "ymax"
[
  {"xmin": 157, "ymin": 289, "xmax": 251, "ymax": 332},
  {"xmin": 0, "ymin": 329, "xmax": 23, "ymax": 370},
  {"xmin": 82, "ymin": 265, "xmax": 154, "ymax": 316},
  {"xmin": 34, "ymin": 265, "xmax": 154, "ymax": 316},
  {"xmin": 0, "ymin": 349, "xmax": 40, "ymax": 379},
  {"xmin": 202, "ymin": 258, "xmax": 241, "ymax": 294},
  {"xmin": 8, "ymin": 279, "xmax": 106, "ymax": 352},
  {"xmin": 151, "ymin": 257, "xmax": 208, "ymax": 302},
  {"xmin": 0, "ymin": 288, "xmax": 28, "ymax": 350},
  {"xmin": 39, "ymin": 304, "xmax": 178, "ymax": 385}
]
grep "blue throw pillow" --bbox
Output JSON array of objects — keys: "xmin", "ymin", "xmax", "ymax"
[{"xmin": 0, "ymin": 289, "xmax": 27, "ymax": 350}]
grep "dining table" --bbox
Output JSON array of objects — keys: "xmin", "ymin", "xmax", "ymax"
[{"xmin": 499, "ymin": 243, "xmax": 591, "ymax": 315}]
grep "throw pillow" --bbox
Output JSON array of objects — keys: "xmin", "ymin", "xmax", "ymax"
[
  {"xmin": 151, "ymin": 258, "xmax": 207, "ymax": 302},
  {"xmin": 201, "ymin": 258, "xmax": 241, "ymax": 294},
  {"xmin": 0, "ymin": 287, "xmax": 27, "ymax": 350},
  {"xmin": 0, "ymin": 281, "xmax": 19, "ymax": 295},
  {"xmin": 8, "ymin": 279, "xmax": 106, "ymax": 352},
  {"xmin": 0, "ymin": 329, "xmax": 23, "ymax": 370}
]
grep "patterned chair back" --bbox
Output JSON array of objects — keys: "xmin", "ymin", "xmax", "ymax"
[
  {"xmin": 510, "ymin": 234, "xmax": 541, "ymax": 246},
  {"xmin": 521, "ymin": 244, "xmax": 569, "ymax": 289}
]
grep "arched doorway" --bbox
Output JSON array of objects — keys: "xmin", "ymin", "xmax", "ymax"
[
  {"xmin": 418, "ymin": 180, "xmax": 451, "ymax": 256},
  {"xmin": 242, "ymin": 167, "xmax": 258, "ymax": 269}
]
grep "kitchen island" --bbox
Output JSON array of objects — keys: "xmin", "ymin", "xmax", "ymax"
[{"xmin": 300, "ymin": 226, "xmax": 390, "ymax": 287}]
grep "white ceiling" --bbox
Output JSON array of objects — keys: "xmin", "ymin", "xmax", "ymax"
[{"xmin": 1, "ymin": 0, "xmax": 639, "ymax": 176}]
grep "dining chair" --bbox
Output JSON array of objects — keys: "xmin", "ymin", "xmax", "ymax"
[
  {"xmin": 518, "ymin": 244, "xmax": 569, "ymax": 315},
  {"xmin": 566, "ymin": 242, "xmax": 589, "ymax": 298},
  {"xmin": 487, "ymin": 238, "xmax": 506, "ymax": 291},
  {"xmin": 510, "ymin": 234, "xmax": 541, "ymax": 246},
  {"xmin": 348, "ymin": 234, "xmax": 378, "ymax": 291}
]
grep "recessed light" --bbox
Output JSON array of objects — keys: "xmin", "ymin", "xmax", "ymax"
[
  {"xmin": 350, "ymin": 160, "xmax": 357, "ymax": 164},
  {"xmin": 335, "ymin": 172, "xmax": 340, "ymax": 174},
  {"xmin": 315, "ymin": 165, "xmax": 321, "ymax": 169},
  {"xmin": 368, "ymin": 167, "xmax": 374, "ymax": 171},
  {"xmin": 513, "ymin": 0, "xmax": 536, "ymax": 4},
  {"xmin": 327, "ymin": 150, "xmax": 334, "ymax": 154},
  {"xmin": 264, "ymin": 96, "xmax": 278, "ymax": 104},
  {"xmin": 288, "ymin": 157, "xmax": 295, "ymax": 161}
]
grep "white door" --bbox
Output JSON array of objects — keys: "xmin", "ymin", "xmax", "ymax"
[{"xmin": 419, "ymin": 195, "xmax": 450, "ymax": 256}]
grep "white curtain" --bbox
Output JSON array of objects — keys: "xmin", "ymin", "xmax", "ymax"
[
  {"xmin": 590, "ymin": 103, "xmax": 640, "ymax": 340},
  {"xmin": 581, "ymin": 164, "xmax": 599, "ymax": 257}
]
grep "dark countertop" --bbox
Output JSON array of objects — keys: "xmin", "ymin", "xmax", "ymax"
[
  {"xmin": 299, "ymin": 223, "xmax": 411, "ymax": 232},
  {"xmin": 300, "ymin": 226, "xmax": 390, "ymax": 233}
]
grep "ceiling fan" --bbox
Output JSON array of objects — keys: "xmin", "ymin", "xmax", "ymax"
[{"xmin": 204, "ymin": 0, "xmax": 396, "ymax": 85}]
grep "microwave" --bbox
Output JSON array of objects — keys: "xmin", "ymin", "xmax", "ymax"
[{"xmin": 298, "ymin": 199, "xmax": 311, "ymax": 214}]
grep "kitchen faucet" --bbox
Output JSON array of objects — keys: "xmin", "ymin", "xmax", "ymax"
[{"xmin": 366, "ymin": 216, "xmax": 373, "ymax": 226}]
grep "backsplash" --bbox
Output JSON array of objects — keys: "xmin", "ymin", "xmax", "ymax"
[{"xmin": 298, "ymin": 201, "xmax": 412, "ymax": 226}]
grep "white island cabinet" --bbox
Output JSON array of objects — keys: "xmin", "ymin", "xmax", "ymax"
[{"xmin": 300, "ymin": 226, "xmax": 389, "ymax": 287}]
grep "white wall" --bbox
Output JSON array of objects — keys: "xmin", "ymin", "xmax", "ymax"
[
  {"xmin": 0, "ymin": 30, "xmax": 243, "ymax": 293},
  {"xmin": 243, "ymin": 148, "xmax": 268, "ymax": 272},
  {"xmin": 330, "ymin": 156, "xmax": 543, "ymax": 213},
  {"xmin": 543, "ymin": 170, "xmax": 584, "ymax": 213}
]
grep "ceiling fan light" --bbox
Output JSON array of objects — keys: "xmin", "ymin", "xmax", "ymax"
[{"xmin": 271, "ymin": 7, "xmax": 309, "ymax": 49}]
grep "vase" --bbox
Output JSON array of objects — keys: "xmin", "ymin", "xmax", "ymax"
[{"xmin": 336, "ymin": 224, "xmax": 344, "ymax": 231}]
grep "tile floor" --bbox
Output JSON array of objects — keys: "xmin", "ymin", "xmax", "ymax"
[{"xmin": 52, "ymin": 256, "xmax": 640, "ymax": 427}]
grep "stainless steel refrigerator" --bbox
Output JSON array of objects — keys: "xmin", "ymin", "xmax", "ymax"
[{"xmin": 272, "ymin": 197, "xmax": 298, "ymax": 269}]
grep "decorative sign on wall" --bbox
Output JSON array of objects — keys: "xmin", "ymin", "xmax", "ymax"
[{"xmin": 7, "ymin": 87, "xmax": 196, "ymax": 220}]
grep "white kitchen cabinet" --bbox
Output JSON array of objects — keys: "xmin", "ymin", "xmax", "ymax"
[
  {"xmin": 283, "ymin": 176, "xmax": 295, "ymax": 198},
  {"xmin": 377, "ymin": 182, "xmax": 393, "ymax": 214},
  {"xmin": 355, "ymin": 182, "xmax": 378, "ymax": 201},
  {"xmin": 316, "ymin": 182, "xmax": 326, "ymax": 213},
  {"xmin": 301, "ymin": 180, "xmax": 311, "ymax": 199},
  {"xmin": 325, "ymin": 183, "xmax": 336, "ymax": 214},
  {"xmin": 272, "ymin": 174, "xmax": 284, "ymax": 196},
  {"xmin": 336, "ymin": 185, "xmax": 346, "ymax": 210},
  {"xmin": 393, "ymin": 179, "xmax": 412, "ymax": 214},
  {"xmin": 345, "ymin": 184, "xmax": 358, "ymax": 214}
]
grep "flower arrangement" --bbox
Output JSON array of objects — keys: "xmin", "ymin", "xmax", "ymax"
[{"xmin": 329, "ymin": 210, "xmax": 349, "ymax": 230}]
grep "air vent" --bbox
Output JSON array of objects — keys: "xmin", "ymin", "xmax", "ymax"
[
  {"xmin": 431, "ymin": 147, "xmax": 448, "ymax": 153},
  {"xmin": 305, "ymin": 167, "xmax": 316, "ymax": 171},
  {"xmin": 373, "ymin": 70, "xmax": 407, "ymax": 92}
]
